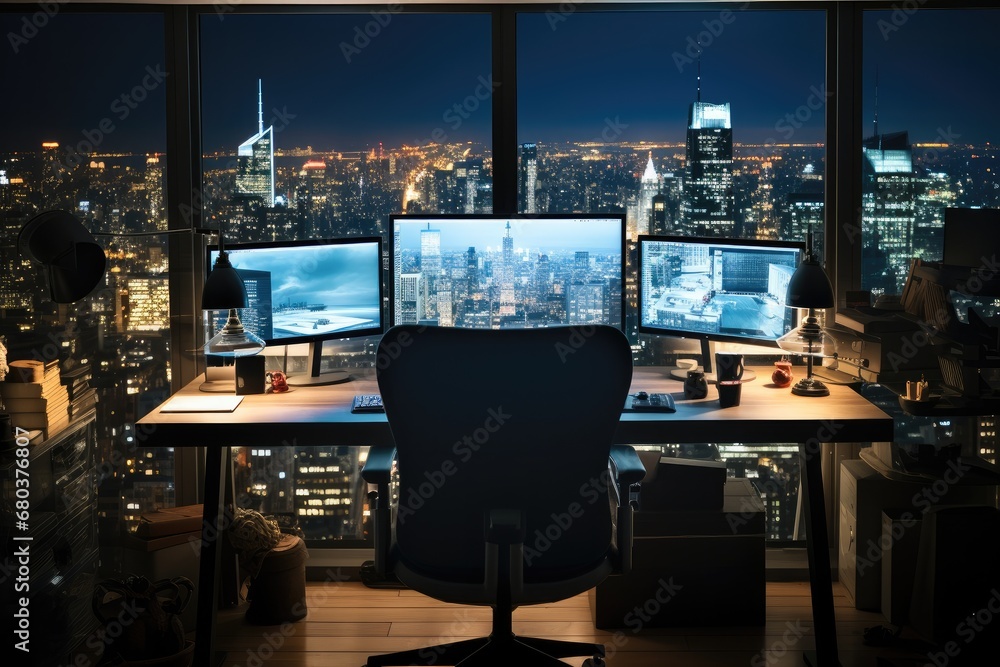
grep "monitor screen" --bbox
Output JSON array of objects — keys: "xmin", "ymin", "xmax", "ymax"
[
  {"xmin": 389, "ymin": 214, "xmax": 626, "ymax": 330},
  {"xmin": 638, "ymin": 235, "xmax": 803, "ymax": 347},
  {"xmin": 208, "ymin": 237, "xmax": 383, "ymax": 346}
]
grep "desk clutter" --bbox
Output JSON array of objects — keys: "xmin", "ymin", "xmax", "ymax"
[{"xmin": 833, "ymin": 258, "xmax": 1000, "ymax": 413}]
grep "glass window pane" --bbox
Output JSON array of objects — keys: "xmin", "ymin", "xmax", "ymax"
[
  {"xmin": 518, "ymin": 8, "xmax": 826, "ymax": 542},
  {"xmin": 200, "ymin": 12, "xmax": 493, "ymax": 246},
  {"xmin": 199, "ymin": 11, "xmax": 492, "ymax": 544},
  {"xmin": 862, "ymin": 8, "xmax": 1000, "ymax": 297},
  {"xmin": 0, "ymin": 7, "xmax": 174, "ymax": 584}
]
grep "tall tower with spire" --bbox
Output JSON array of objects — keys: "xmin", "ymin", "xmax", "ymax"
[
  {"xmin": 861, "ymin": 67, "xmax": 914, "ymax": 294},
  {"xmin": 235, "ymin": 79, "xmax": 275, "ymax": 207},
  {"xmin": 681, "ymin": 63, "xmax": 734, "ymax": 237},
  {"xmin": 498, "ymin": 222, "xmax": 515, "ymax": 317},
  {"xmin": 636, "ymin": 153, "xmax": 660, "ymax": 237}
]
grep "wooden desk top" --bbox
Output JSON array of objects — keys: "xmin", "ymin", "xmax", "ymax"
[{"xmin": 137, "ymin": 367, "xmax": 893, "ymax": 447}]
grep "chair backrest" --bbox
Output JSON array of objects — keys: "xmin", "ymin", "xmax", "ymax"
[{"xmin": 376, "ymin": 325, "xmax": 633, "ymax": 582}]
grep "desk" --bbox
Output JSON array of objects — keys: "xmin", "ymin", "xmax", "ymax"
[{"xmin": 138, "ymin": 366, "xmax": 893, "ymax": 667}]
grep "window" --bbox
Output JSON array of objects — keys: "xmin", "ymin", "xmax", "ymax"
[
  {"xmin": 517, "ymin": 6, "xmax": 827, "ymax": 541},
  {"xmin": 860, "ymin": 5, "xmax": 999, "ymax": 476},
  {"xmin": 861, "ymin": 7, "xmax": 1000, "ymax": 296},
  {"xmin": 0, "ymin": 11, "xmax": 172, "ymax": 547},
  {"xmin": 198, "ymin": 9, "xmax": 492, "ymax": 544}
]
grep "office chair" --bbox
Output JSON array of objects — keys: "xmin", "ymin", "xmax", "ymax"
[{"xmin": 362, "ymin": 324, "xmax": 645, "ymax": 666}]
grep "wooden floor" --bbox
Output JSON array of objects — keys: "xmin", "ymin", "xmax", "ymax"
[{"xmin": 214, "ymin": 581, "xmax": 933, "ymax": 666}]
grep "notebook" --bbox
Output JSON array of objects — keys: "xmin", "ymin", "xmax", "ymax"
[{"xmin": 160, "ymin": 395, "xmax": 245, "ymax": 413}]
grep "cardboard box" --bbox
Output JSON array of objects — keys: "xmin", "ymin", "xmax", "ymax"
[
  {"xmin": 135, "ymin": 504, "xmax": 204, "ymax": 539},
  {"xmin": 638, "ymin": 452, "xmax": 727, "ymax": 511},
  {"xmin": 593, "ymin": 478, "xmax": 765, "ymax": 628}
]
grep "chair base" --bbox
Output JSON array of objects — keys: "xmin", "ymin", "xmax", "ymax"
[{"xmin": 366, "ymin": 633, "xmax": 605, "ymax": 666}]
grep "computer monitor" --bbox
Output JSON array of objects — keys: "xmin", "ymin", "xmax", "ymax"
[
  {"xmin": 208, "ymin": 237, "xmax": 383, "ymax": 385},
  {"xmin": 637, "ymin": 235, "xmax": 804, "ymax": 381},
  {"xmin": 943, "ymin": 207, "xmax": 1000, "ymax": 268},
  {"xmin": 389, "ymin": 214, "xmax": 626, "ymax": 330}
]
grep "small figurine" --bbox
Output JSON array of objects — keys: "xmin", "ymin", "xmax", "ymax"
[
  {"xmin": 772, "ymin": 359, "xmax": 793, "ymax": 388},
  {"xmin": 266, "ymin": 370, "xmax": 289, "ymax": 393}
]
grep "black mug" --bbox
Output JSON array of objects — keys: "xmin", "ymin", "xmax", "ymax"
[
  {"xmin": 684, "ymin": 370, "xmax": 708, "ymax": 399},
  {"xmin": 715, "ymin": 352, "xmax": 745, "ymax": 383}
]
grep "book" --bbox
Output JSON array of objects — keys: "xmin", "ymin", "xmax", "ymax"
[
  {"xmin": 6, "ymin": 411, "xmax": 53, "ymax": 430},
  {"xmin": 1, "ymin": 396, "xmax": 55, "ymax": 413},
  {"xmin": 0, "ymin": 374, "xmax": 65, "ymax": 399}
]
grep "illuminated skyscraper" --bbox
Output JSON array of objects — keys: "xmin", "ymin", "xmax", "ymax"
[
  {"xmin": 862, "ymin": 131, "xmax": 914, "ymax": 294},
  {"xmin": 420, "ymin": 224, "xmax": 441, "ymax": 320},
  {"xmin": 145, "ymin": 155, "xmax": 165, "ymax": 230},
  {"xmin": 637, "ymin": 153, "xmax": 659, "ymax": 236},
  {"xmin": 566, "ymin": 281, "xmax": 607, "ymax": 325},
  {"xmin": 683, "ymin": 100, "xmax": 735, "ymax": 237},
  {"xmin": 41, "ymin": 141, "xmax": 62, "ymax": 197},
  {"xmin": 651, "ymin": 193, "xmax": 669, "ymax": 236},
  {"xmin": 235, "ymin": 80, "xmax": 275, "ymax": 206},
  {"xmin": 519, "ymin": 142, "xmax": 538, "ymax": 213},
  {"xmin": 420, "ymin": 223, "xmax": 442, "ymax": 278},
  {"xmin": 499, "ymin": 222, "xmax": 515, "ymax": 316},
  {"xmin": 398, "ymin": 273, "xmax": 421, "ymax": 324},
  {"xmin": 784, "ymin": 165, "xmax": 825, "ymax": 258}
]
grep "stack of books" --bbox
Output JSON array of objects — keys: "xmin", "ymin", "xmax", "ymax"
[
  {"xmin": 0, "ymin": 359, "xmax": 70, "ymax": 439},
  {"xmin": 62, "ymin": 361, "xmax": 97, "ymax": 420}
]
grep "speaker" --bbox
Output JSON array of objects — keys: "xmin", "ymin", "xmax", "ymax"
[{"xmin": 234, "ymin": 356, "xmax": 266, "ymax": 395}]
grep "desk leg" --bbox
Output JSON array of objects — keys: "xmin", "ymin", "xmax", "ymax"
[
  {"xmin": 194, "ymin": 446, "xmax": 227, "ymax": 667},
  {"xmin": 799, "ymin": 442, "xmax": 840, "ymax": 667}
]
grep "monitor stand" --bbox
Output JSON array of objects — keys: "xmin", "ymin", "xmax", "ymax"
[
  {"xmin": 287, "ymin": 340, "xmax": 354, "ymax": 387},
  {"xmin": 667, "ymin": 339, "xmax": 757, "ymax": 384}
]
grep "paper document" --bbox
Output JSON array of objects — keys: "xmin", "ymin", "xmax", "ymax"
[{"xmin": 160, "ymin": 395, "xmax": 245, "ymax": 413}]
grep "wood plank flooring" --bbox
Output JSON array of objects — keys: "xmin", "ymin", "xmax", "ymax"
[{"xmin": 213, "ymin": 581, "xmax": 932, "ymax": 666}]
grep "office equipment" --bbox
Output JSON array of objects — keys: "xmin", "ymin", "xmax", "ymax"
[
  {"xmin": 389, "ymin": 214, "xmax": 625, "ymax": 330},
  {"xmin": 838, "ymin": 459, "xmax": 996, "ymax": 612},
  {"xmin": 627, "ymin": 391, "xmax": 676, "ymax": 412},
  {"xmin": 138, "ymin": 365, "xmax": 893, "ymax": 667},
  {"xmin": 362, "ymin": 325, "xmax": 641, "ymax": 666},
  {"xmin": 638, "ymin": 235, "xmax": 804, "ymax": 381},
  {"xmin": 234, "ymin": 355, "xmax": 265, "ymax": 394},
  {"xmin": 209, "ymin": 236, "xmax": 383, "ymax": 385},
  {"xmin": 351, "ymin": 393, "xmax": 384, "ymax": 413},
  {"xmin": 943, "ymin": 206, "xmax": 1000, "ymax": 268}
]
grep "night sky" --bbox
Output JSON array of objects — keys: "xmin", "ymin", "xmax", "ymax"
[{"xmin": 1, "ymin": 7, "xmax": 997, "ymax": 154}]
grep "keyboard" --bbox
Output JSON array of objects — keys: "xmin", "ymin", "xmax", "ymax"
[
  {"xmin": 352, "ymin": 394, "xmax": 384, "ymax": 413},
  {"xmin": 628, "ymin": 392, "xmax": 676, "ymax": 413}
]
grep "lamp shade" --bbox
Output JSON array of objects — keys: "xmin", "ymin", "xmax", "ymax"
[
  {"xmin": 786, "ymin": 260, "xmax": 834, "ymax": 309},
  {"xmin": 201, "ymin": 251, "xmax": 248, "ymax": 310},
  {"xmin": 18, "ymin": 210, "xmax": 107, "ymax": 303}
]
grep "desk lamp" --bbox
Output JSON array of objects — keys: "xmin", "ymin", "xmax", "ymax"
[
  {"xmin": 202, "ymin": 235, "xmax": 264, "ymax": 357},
  {"xmin": 777, "ymin": 234, "xmax": 834, "ymax": 397},
  {"xmin": 19, "ymin": 210, "xmax": 107, "ymax": 303}
]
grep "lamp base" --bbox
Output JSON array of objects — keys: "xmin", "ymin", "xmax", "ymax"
[{"xmin": 791, "ymin": 376, "xmax": 830, "ymax": 397}]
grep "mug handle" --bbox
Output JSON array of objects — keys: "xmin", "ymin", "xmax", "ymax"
[{"xmin": 735, "ymin": 356, "xmax": 744, "ymax": 380}]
